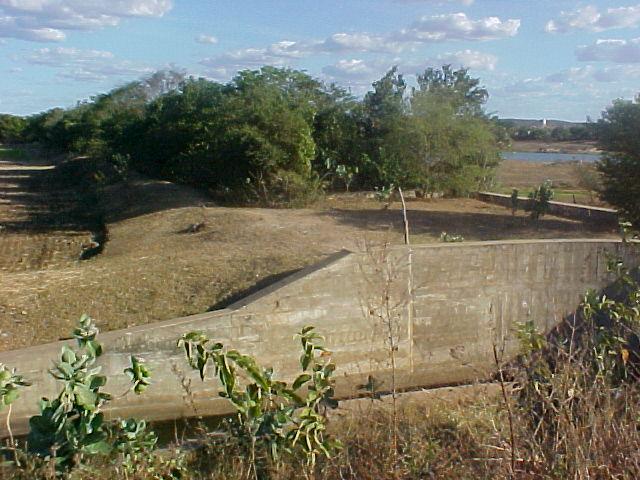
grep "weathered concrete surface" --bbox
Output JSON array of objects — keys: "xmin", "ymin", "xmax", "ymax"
[
  {"xmin": 476, "ymin": 192, "xmax": 619, "ymax": 227},
  {"xmin": 1, "ymin": 239, "xmax": 638, "ymax": 436}
]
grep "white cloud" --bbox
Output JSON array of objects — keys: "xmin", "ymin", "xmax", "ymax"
[
  {"xmin": 546, "ymin": 4, "xmax": 640, "ymax": 33},
  {"xmin": 398, "ymin": 12, "xmax": 520, "ymax": 42},
  {"xmin": 321, "ymin": 50, "xmax": 496, "ymax": 87},
  {"xmin": 200, "ymin": 12, "xmax": 516, "ymax": 81},
  {"xmin": 318, "ymin": 33, "xmax": 405, "ymax": 54},
  {"xmin": 576, "ymin": 38, "xmax": 640, "ymax": 63},
  {"xmin": 196, "ymin": 34, "xmax": 217, "ymax": 45},
  {"xmin": 24, "ymin": 46, "xmax": 152, "ymax": 81},
  {"xmin": 200, "ymin": 41, "xmax": 306, "ymax": 75},
  {"xmin": 432, "ymin": 49, "xmax": 497, "ymax": 71},
  {"xmin": 322, "ymin": 59, "xmax": 386, "ymax": 82},
  {"xmin": 0, "ymin": 0, "xmax": 172, "ymax": 42}
]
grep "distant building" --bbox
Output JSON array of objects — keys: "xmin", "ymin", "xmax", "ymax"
[{"xmin": 542, "ymin": 118, "xmax": 547, "ymax": 128}]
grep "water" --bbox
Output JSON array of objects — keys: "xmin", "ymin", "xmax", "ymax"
[{"xmin": 502, "ymin": 151, "xmax": 602, "ymax": 163}]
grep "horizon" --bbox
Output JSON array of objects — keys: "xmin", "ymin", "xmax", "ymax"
[{"xmin": 2, "ymin": 1, "xmax": 640, "ymax": 121}]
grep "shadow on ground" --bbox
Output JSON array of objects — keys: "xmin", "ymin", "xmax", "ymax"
[{"xmin": 320, "ymin": 206, "xmax": 615, "ymax": 241}]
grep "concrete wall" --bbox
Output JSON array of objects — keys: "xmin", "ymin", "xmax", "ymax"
[
  {"xmin": 476, "ymin": 192, "xmax": 619, "ymax": 227},
  {"xmin": 1, "ymin": 239, "xmax": 638, "ymax": 436}
]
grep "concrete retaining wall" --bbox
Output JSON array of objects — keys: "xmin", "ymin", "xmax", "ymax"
[
  {"xmin": 1, "ymin": 239, "xmax": 638, "ymax": 436},
  {"xmin": 476, "ymin": 192, "xmax": 619, "ymax": 227}
]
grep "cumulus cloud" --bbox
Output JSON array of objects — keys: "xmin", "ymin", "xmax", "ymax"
[
  {"xmin": 321, "ymin": 50, "xmax": 496, "ymax": 86},
  {"xmin": 196, "ymin": 34, "xmax": 217, "ymax": 45},
  {"xmin": 431, "ymin": 49, "xmax": 497, "ymax": 70},
  {"xmin": 0, "ymin": 0, "xmax": 172, "ymax": 42},
  {"xmin": 318, "ymin": 33, "xmax": 405, "ymax": 54},
  {"xmin": 24, "ymin": 46, "xmax": 152, "ymax": 81},
  {"xmin": 546, "ymin": 4, "xmax": 640, "ymax": 33},
  {"xmin": 398, "ymin": 13, "xmax": 520, "ymax": 42},
  {"xmin": 576, "ymin": 38, "xmax": 640, "ymax": 63},
  {"xmin": 322, "ymin": 59, "xmax": 387, "ymax": 82}
]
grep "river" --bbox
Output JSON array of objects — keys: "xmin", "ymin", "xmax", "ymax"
[{"xmin": 502, "ymin": 151, "xmax": 602, "ymax": 163}]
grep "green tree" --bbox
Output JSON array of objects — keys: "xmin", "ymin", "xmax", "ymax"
[
  {"xmin": 0, "ymin": 114, "xmax": 27, "ymax": 143},
  {"xmin": 597, "ymin": 97, "xmax": 640, "ymax": 224}
]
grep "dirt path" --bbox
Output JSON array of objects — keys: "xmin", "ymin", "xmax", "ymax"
[{"xmin": 0, "ymin": 153, "xmax": 92, "ymax": 272}]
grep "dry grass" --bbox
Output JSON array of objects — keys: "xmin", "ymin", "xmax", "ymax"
[{"xmin": 495, "ymin": 159, "xmax": 607, "ymax": 206}]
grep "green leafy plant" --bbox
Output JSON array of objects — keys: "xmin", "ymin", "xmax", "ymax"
[
  {"xmin": 0, "ymin": 363, "xmax": 30, "ymax": 464},
  {"xmin": 527, "ymin": 180, "xmax": 554, "ymax": 221},
  {"xmin": 0, "ymin": 364, "xmax": 30, "ymax": 410},
  {"xmin": 439, "ymin": 232, "xmax": 464, "ymax": 243},
  {"xmin": 178, "ymin": 326, "xmax": 341, "ymax": 476},
  {"xmin": 510, "ymin": 188, "xmax": 519, "ymax": 216},
  {"xmin": 124, "ymin": 356, "xmax": 152, "ymax": 395},
  {"xmin": 373, "ymin": 184, "xmax": 395, "ymax": 202},
  {"xmin": 619, "ymin": 221, "xmax": 639, "ymax": 242},
  {"xmin": 26, "ymin": 315, "xmax": 153, "ymax": 474}
]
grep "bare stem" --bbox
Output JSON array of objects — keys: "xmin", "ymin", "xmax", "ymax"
[{"xmin": 493, "ymin": 344, "xmax": 516, "ymax": 477}]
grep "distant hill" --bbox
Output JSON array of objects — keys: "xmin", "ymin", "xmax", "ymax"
[{"xmin": 499, "ymin": 118, "xmax": 587, "ymax": 129}]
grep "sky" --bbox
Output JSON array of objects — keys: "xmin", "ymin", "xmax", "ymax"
[{"xmin": 3, "ymin": 1, "xmax": 640, "ymax": 121}]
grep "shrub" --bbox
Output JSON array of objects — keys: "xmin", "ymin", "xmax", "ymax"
[
  {"xmin": 527, "ymin": 180, "xmax": 553, "ymax": 221},
  {"xmin": 24, "ymin": 315, "xmax": 154, "ymax": 475},
  {"xmin": 597, "ymin": 97, "xmax": 640, "ymax": 223},
  {"xmin": 178, "ymin": 326, "xmax": 341, "ymax": 476}
]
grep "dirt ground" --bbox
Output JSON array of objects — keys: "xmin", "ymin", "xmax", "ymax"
[{"xmin": 0, "ymin": 152, "xmax": 618, "ymax": 351}]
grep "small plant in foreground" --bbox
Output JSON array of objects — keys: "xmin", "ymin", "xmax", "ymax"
[
  {"xmin": 0, "ymin": 363, "xmax": 30, "ymax": 464},
  {"xmin": 178, "ymin": 326, "xmax": 341, "ymax": 477},
  {"xmin": 25, "ymin": 314, "xmax": 155, "ymax": 475}
]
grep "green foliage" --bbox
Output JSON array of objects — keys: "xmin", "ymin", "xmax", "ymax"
[
  {"xmin": 597, "ymin": 97, "xmax": 640, "ymax": 224},
  {"xmin": 439, "ymin": 232, "xmax": 464, "ymax": 243},
  {"xmin": 0, "ymin": 114, "xmax": 27, "ymax": 144},
  {"xmin": 0, "ymin": 364, "xmax": 30, "ymax": 407},
  {"xmin": 373, "ymin": 183, "xmax": 395, "ymax": 202},
  {"xmin": 516, "ymin": 321, "xmax": 547, "ymax": 356},
  {"xmin": 510, "ymin": 189, "xmax": 519, "ymax": 215},
  {"xmin": 527, "ymin": 180, "xmax": 553, "ymax": 221},
  {"xmin": 124, "ymin": 356, "xmax": 152, "ymax": 395},
  {"xmin": 24, "ymin": 64, "xmax": 503, "ymax": 204},
  {"xmin": 358, "ymin": 65, "xmax": 502, "ymax": 194},
  {"xmin": 579, "ymin": 257, "xmax": 640, "ymax": 385},
  {"xmin": 178, "ymin": 326, "xmax": 341, "ymax": 472},
  {"xmin": 500, "ymin": 120, "xmax": 596, "ymax": 142},
  {"xmin": 26, "ymin": 315, "xmax": 154, "ymax": 474},
  {"xmin": 110, "ymin": 418, "xmax": 158, "ymax": 475}
]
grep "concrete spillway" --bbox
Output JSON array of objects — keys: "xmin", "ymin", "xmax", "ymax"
[{"xmin": 1, "ymin": 239, "xmax": 638, "ymax": 436}]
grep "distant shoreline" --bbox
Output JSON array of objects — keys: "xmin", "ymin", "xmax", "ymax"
[{"xmin": 511, "ymin": 140, "xmax": 601, "ymax": 155}]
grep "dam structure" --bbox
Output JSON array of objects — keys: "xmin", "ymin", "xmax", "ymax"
[{"xmin": 0, "ymin": 239, "xmax": 638, "ymax": 436}]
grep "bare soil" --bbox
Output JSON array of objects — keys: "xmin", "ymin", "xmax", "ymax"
[{"xmin": 0, "ymin": 152, "xmax": 618, "ymax": 351}]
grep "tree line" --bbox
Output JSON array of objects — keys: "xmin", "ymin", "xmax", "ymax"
[{"xmin": 0, "ymin": 66, "xmax": 505, "ymax": 204}]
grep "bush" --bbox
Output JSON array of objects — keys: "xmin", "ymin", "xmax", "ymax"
[{"xmin": 597, "ymin": 97, "xmax": 640, "ymax": 223}]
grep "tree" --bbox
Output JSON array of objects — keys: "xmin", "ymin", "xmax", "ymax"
[
  {"xmin": 415, "ymin": 64, "xmax": 488, "ymax": 116},
  {"xmin": 0, "ymin": 114, "xmax": 26, "ymax": 143},
  {"xmin": 597, "ymin": 97, "xmax": 640, "ymax": 224}
]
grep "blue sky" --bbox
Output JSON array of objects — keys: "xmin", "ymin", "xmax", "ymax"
[{"xmin": 3, "ymin": 1, "xmax": 640, "ymax": 121}]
